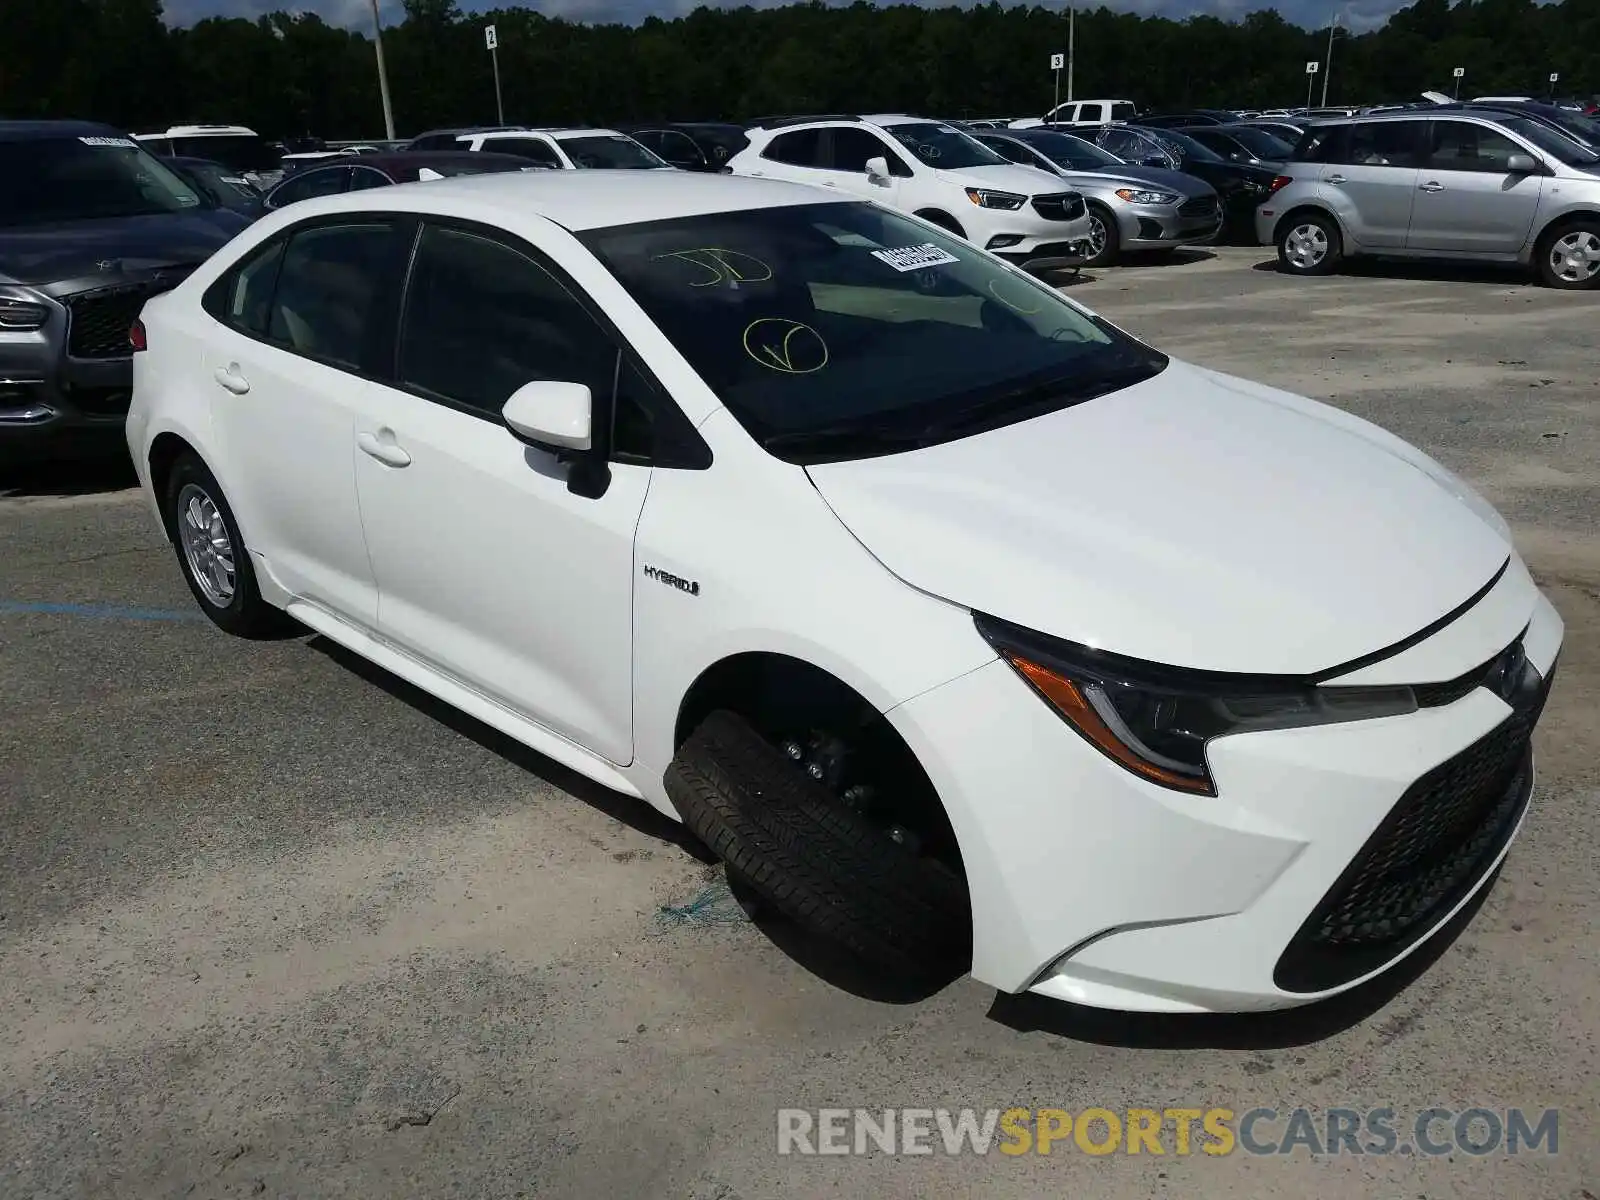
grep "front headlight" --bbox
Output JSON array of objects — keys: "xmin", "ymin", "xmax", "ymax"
[
  {"xmin": 975, "ymin": 613, "xmax": 1417, "ymax": 795},
  {"xmin": 1113, "ymin": 188, "xmax": 1180, "ymax": 205},
  {"xmin": 0, "ymin": 298, "xmax": 49, "ymax": 331},
  {"xmin": 965, "ymin": 187, "xmax": 1026, "ymax": 210}
]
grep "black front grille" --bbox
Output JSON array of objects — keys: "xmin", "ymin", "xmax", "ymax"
[
  {"xmin": 1274, "ymin": 654, "xmax": 1555, "ymax": 993},
  {"xmin": 1031, "ymin": 193, "xmax": 1086, "ymax": 221},
  {"xmin": 1178, "ymin": 195, "xmax": 1220, "ymax": 219},
  {"xmin": 66, "ymin": 283, "xmax": 166, "ymax": 359}
]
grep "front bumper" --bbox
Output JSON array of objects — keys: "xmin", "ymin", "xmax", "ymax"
[
  {"xmin": 888, "ymin": 583, "xmax": 1564, "ymax": 1013},
  {"xmin": 1117, "ymin": 202, "xmax": 1224, "ymax": 250}
]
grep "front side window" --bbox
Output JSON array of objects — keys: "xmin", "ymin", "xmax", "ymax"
[
  {"xmin": 556, "ymin": 135, "xmax": 667, "ymax": 170},
  {"xmin": 656, "ymin": 131, "xmax": 706, "ymax": 168},
  {"xmin": 1494, "ymin": 116, "xmax": 1600, "ymax": 167},
  {"xmin": 269, "ymin": 167, "xmax": 349, "ymax": 208},
  {"xmin": 1224, "ymin": 126, "xmax": 1296, "ymax": 160},
  {"xmin": 828, "ymin": 128, "xmax": 898, "ymax": 172},
  {"xmin": 580, "ymin": 201, "xmax": 1167, "ymax": 464},
  {"xmin": 0, "ymin": 136, "xmax": 203, "ymax": 227},
  {"xmin": 398, "ymin": 225, "xmax": 620, "ymax": 417},
  {"xmin": 267, "ymin": 223, "xmax": 395, "ymax": 368},
  {"xmin": 1427, "ymin": 121, "xmax": 1525, "ymax": 172},
  {"xmin": 347, "ymin": 166, "xmax": 393, "ymax": 191},
  {"xmin": 882, "ymin": 122, "xmax": 1007, "ymax": 169}
]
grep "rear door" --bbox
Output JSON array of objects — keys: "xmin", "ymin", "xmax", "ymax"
[
  {"xmin": 201, "ymin": 219, "xmax": 405, "ymax": 627},
  {"xmin": 744, "ymin": 127, "xmax": 825, "ymax": 183},
  {"xmin": 1318, "ymin": 120, "xmax": 1424, "ymax": 248},
  {"xmin": 1407, "ymin": 120, "xmax": 1544, "ymax": 254}
]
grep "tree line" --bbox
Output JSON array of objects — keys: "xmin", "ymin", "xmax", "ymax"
[{"xmin": 2, "ymin": 0, "xmax": 1596, "ymax": 140}]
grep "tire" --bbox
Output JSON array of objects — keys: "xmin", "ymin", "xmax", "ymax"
[
  {"xmin": 664, "ymin": 710, "xmax": 971, "ymax": 980},
  {"xmin": 1276, "ymin": 211, "xmax": 1342, "ymax": 276},
  {"xmin": 1535, "ymin": 218, "xmax": 1600, "ymax": 290},
  {"xmin": 915, "ymin": 209, "xmax": 967, "ymax": 240},
  {"xmin": 1082, "ymin": 204, "xmax": 1121, "ymax": 267},
  {"xmin": 162, "ymin": 452, "xmax": 291, "ymax": 638}
]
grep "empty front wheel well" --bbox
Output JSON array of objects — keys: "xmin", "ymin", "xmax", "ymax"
[
  {"xmin": 1536, "ymin": 209, "xmax": 1600, "ymax": 245},
  {"xmin": 673, "ymin": 652, "xmax": 964, "ymax": 874},
  {"xmin": 914, "ymin": 209, "xmax": 966, "ymax": 238}
]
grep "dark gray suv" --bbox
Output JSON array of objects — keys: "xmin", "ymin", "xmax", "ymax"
[
  {"xmin": 1, "ymin": 121, "xmax": 248, "ymax": 462},
  {"xmin": 1257, "ymin": 111, "xmax": 1600, "ymax": 289}
]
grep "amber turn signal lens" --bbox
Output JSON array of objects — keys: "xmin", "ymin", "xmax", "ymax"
[{"xmin": 1003, "ymin": 652, "xmax": 1214, "ymax": 794}]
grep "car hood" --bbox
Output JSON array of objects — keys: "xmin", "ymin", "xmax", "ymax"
[
  {"xmin": 805, "ymin": 361, "xmax": 1512, "ymax": 675},
  {"xmin": 933, "ymin": 162, "xmax": 1068, "ymax": 194},
  {"xmin": 0, "ymin": 209, "xmax": 245, "ymax": 287},
  {"xmin": 1055, "ymin": 164, "xmax": 1213, "ymax": 196}
]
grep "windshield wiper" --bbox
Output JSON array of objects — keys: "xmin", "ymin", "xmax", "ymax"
[
  {"xmin": 917, "ymin": 359, "xmax": 1164, "ymax": 440},
  {"xmin": 762, "ymin": 421, "xmax": 937, "ymax": 459}
]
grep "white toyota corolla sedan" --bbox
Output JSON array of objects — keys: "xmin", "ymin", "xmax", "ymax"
[{"xmin": 126, "ymin": 171, "xmax": 1562, "ymax": 1014}]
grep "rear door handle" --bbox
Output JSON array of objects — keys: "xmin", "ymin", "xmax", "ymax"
[
  {"xmin": 357, "ymin": 429, "xmax": 412, "ymax": 468},
  {"xmin": 1325, "ymin": 173, "xmax": 1347, "ymax": 184},
  {"xmin": 212, "ymin": 364, "xmax": 250, "ymax": 395},
  {"xmin": 1419, "ymin": 181, "xmax": 1445, "ymax": 192}
]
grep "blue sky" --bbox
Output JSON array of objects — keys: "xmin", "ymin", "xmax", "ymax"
[{"xmin": 162, "ymin": 0, "xmax": 1402, "ymax": 33}]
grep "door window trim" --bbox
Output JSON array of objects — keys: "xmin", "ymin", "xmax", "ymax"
[
  {"xmin": 384, "ymin": 215, "xmax": 710, "ymax": 469},
  {"xmin": 1423, "ymin": 118, "xmax": 1538, "ymax": 174}
]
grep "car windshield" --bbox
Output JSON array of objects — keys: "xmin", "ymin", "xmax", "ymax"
[
  {"xmin": 170, "ymin": 134, "xmax": 278, "ymax": 173},
  {"xmin": 1223, "ymin": 127, "xmax": 1297, "ymax": 159},
  {"xmin": 580, "ymin": 201, "xmax": 1167, "ymax": 464},
  {"xmin": 1144, "ymin": 128, "xmax": 1225, "ymax": 163},
  {"xmin": 0, "ymin": 136, "xmax": 205, "ymax": 226},
  {"xmin": 1496, "ymin": 115, "xmax": 1600, "ymax": 165},
  {"xmin": 1031, "ymin": 132, "xmax": 1124, "ymax": 169},
  {"xmin": 883, "ymin": 122, "xmax": 1008, "ymax": 169},
  {"xmin": 557, "ymin": 135, "xmax": 668, "ymax": 169}
]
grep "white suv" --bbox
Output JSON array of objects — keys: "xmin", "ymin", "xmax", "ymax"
[
  {"xmin": 726, "ymin": 115, "xmax": 1091, "ymax": 270},
  {"xmin": 455, "ymin": 127, "xmax": 670, "ymax": 171}
]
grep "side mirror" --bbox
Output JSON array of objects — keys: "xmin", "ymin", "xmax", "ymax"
[
  {"xmin": 1506, "ymin": 153, "xmax": 1541, "ymax": 174},
  {"xmin": 864, "ymin": 155, "xmax": 892, "ymax": 186},
  {"xmin": 503, "ymin": 380, "xmax": 592, "ymax": 452}
]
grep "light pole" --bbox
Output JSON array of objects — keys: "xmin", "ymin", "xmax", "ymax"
[
  {"xmin": 1321, "ymin": 11, "xmax": 1338, "ymax": 107},
  {"xmin": 369, "ymin": 0, "xmax": 396, "ymax": 141},
  {"xmin": 1067, "ymin": 4, "xmax": 1075, "ymax": 104}
]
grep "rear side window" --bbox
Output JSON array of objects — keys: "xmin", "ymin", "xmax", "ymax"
[
  {"xmin": 268, "ymin": 223, "xmax": 395, "ymax": 369},
  {"xmin": 489, "ymin": 137, "xmax": 563, "ymax": 167},
  {"xmin": 269, "ymin": 167, "xmax": 350, "ymax": 208},
  {"xmin": 763, "ymin": 129, "xmax": 823, "ymax": 167},
  {"xmin": 347, "ymin": 166, "xmax": 392, "ymax": 191},
  {"xmin": 1110, "ymin": 102, "xmax": 1138, "ymax": 122},
  {"xmin": 1329, "ymin": 122, "xmax": 1422, "ymax": 168},
  {"xmin": 204, "ymin": 238, "xmax": 284, "ymax": 334}
]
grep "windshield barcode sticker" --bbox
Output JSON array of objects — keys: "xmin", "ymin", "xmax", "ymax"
[
  {"xmin": 79, "ymin": 136, "xmax": 137, "ymax": 148},
  {"xmin": 871, "ymin": 243, "xmax": 960, "ymax": 272}
]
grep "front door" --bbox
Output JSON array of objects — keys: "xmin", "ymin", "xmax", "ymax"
[
  {"xmin": 204, "ymin": 220, "xmax": 402, "ymax": 627},
  {"xmin": 821, "ymin": 127, "xmax": 906, "ymax": 206},
  {"xmin": 351, "ymin": 222, "xmax": 648, "ymax": 764},
  {"xmin": 1407, "ymin": 120, "xmax": 1545, "ymax": 254}
]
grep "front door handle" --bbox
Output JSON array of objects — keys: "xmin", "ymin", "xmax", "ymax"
[
  {"xmin": 1419, "ymin": 181, "xmax": 1445, "ymax": 192},
  {"xmin": 1325, "ymin": 173, "xmax": 1347, "ymax": 185},
  {"xmin": 212, "ymin": 364, "xmax": 250, "ymax": 395},
  {"xmin": 357, "ymin": 429, "xmax": 412, "ymax": 468}
]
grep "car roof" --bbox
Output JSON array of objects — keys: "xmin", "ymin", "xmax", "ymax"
[
  {"xmin": 0, "ymin": 119, "xmax": 128, "ymax": 141},
  {"xmin": 276, "ymin": 169, "xmax": 841, "ymax": 231},
  {"xmin": 138, "ymin": 125, "xmax": 259, "ymax": 138},
  {"xmin": 288, "ymin": 151, "xmax": 532, "ymax": 174}
]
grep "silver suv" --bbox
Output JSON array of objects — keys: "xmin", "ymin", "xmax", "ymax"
[{"xmin": 1256, "ymin": 111, "xmax": 1600, "ymax": 289}]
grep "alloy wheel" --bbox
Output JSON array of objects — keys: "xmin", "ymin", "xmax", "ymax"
[{"xmin": 176, "ymin": 483, "xmax": 236, "ymax": 607}]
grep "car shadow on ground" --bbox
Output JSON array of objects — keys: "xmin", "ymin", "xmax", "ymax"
[
  {"xmin": 0, "ymin": 450, "xmax": 138, "ymax": 498},
  {"xmin": 1129, "ymin": 247, "xmax": 1218, "ymax": 267},
  {"xmin": 985, "ymin": 871, "xmax": 1496, "ymax": 1048},
  {"xmin": 1250, "ymin": 256, "xmax": 1535, "ymax": 287},
  {"xmin": 305, "ymin": 633, "xmax": 714, "ymax": 861}
]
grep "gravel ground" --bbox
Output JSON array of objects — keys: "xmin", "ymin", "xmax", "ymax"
[{"xmin": 1, "ymin": 246, "xmax": 1596, "ymax": 1199}]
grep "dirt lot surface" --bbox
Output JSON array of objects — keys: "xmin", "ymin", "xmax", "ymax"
[{"xmin": 2, "ymin": 247, "xmax": 1596, "ymax": 1198}]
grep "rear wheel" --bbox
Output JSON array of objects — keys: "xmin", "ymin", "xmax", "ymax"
[
  {"xmin": 163, "ymin": 453, "xmax": 291, "ymax": 638},
  {"xmin": 1082, "ymin": 204, "xmax": 1121, "ymax": 267},
  {"xmin": 1277, "ymin": 211, "xmax": 1342, "ymax": 276},
  {"xmin": 664, "ymin": 710, "xmax": 970, "ymax": 981},
  {"xmin": 1536, "ymin": 218, "xmax": 1600, "ymax": 290}
]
